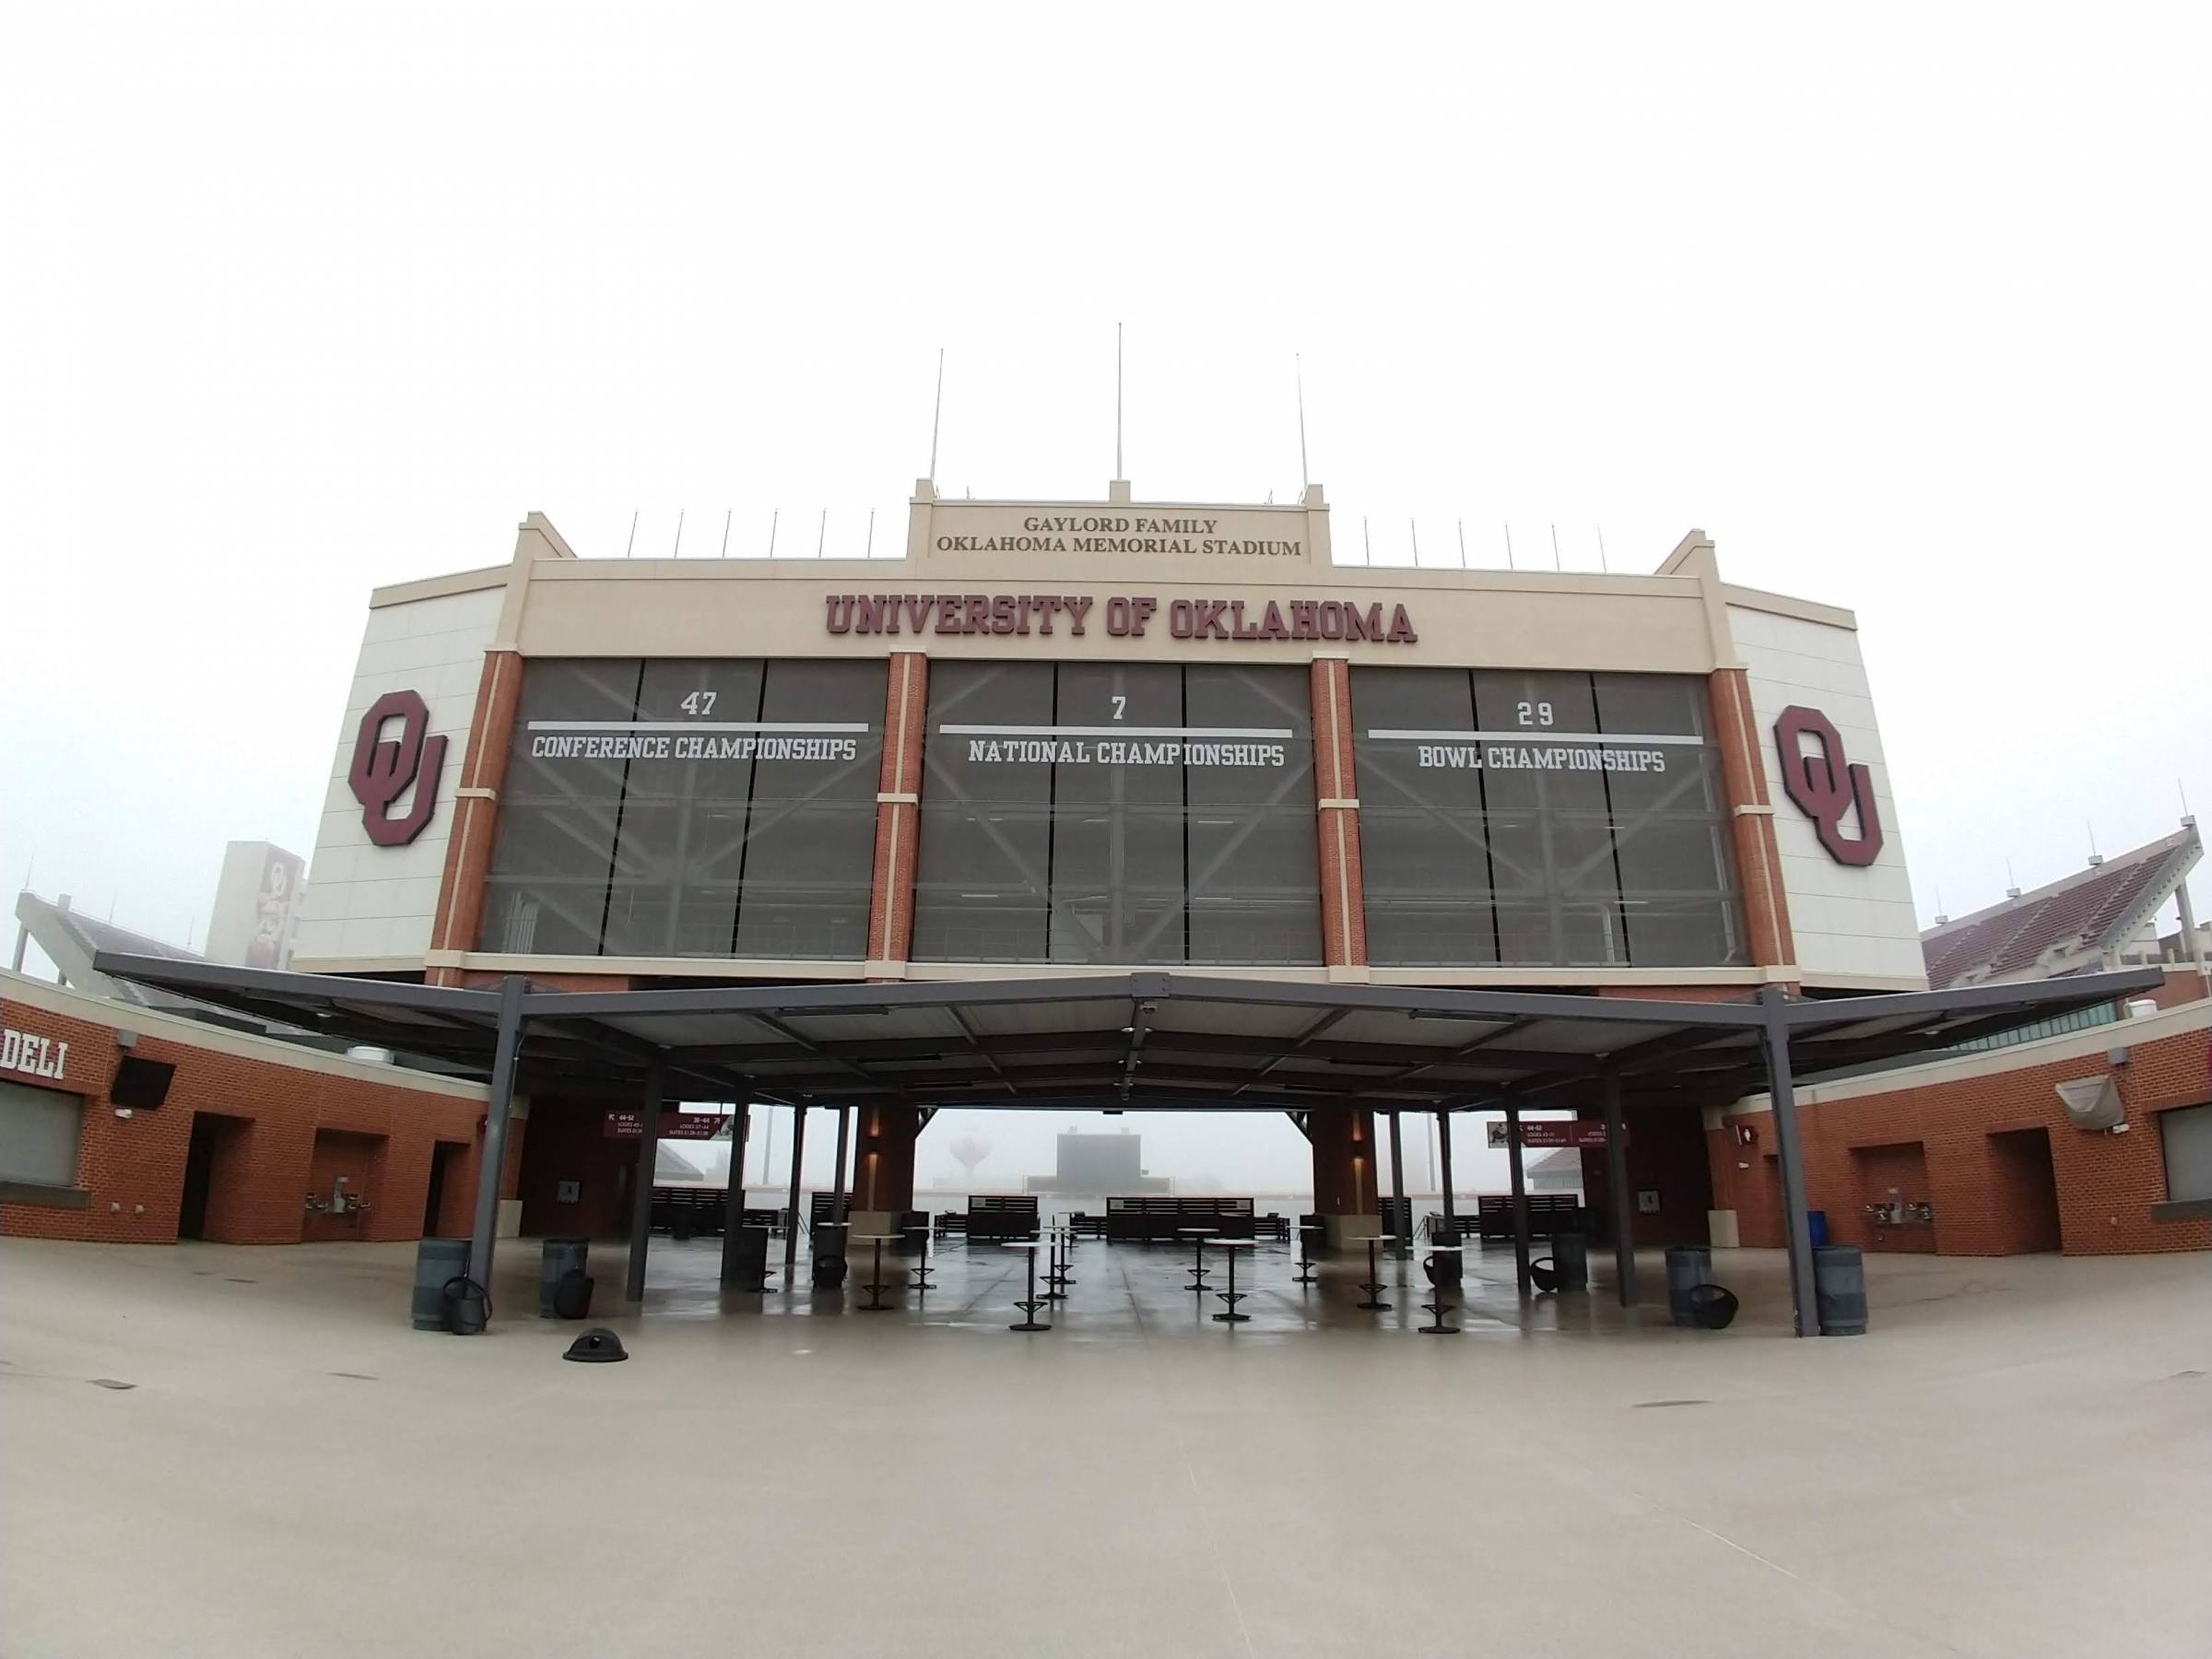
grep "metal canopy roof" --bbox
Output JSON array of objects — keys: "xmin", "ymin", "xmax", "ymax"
[{"xmin": 90, "ymin": 953, "xmax": 2167, "ymax": 1115}]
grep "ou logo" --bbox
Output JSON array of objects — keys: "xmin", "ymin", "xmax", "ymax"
[
  {"xmin": 347, "ymin": 689, "xmax": 449, "ymax": 847},
  {"xmin": 1774, "ymin": 706, "xmax": 1883, "ymax": 867}
]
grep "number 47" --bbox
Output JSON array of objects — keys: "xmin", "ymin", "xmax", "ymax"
[{"xmin": 681, "ymin": 690, "xmax": 717, "ymax": 715}]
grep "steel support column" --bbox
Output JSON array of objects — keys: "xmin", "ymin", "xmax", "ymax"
[
  {"xmin": 465, "ymin": 974, "xmax": 526, "ymax": 1316},
  {"xmin": 1504, "ymin": 1101, "xmax": 1532, "ymax": 1297},
  {"xmin": 1388, "ymin": 1110, "xmax": 1409, "ymax": 1259},
  {"xmin": 830, "ymin": 1106, "xmax": 852, "ymax": 1222},
  {"xmin": 720, "ymin": 1101, "xmax": 753, "ymax": 1283},
  {"xmin": 1601, "ymin": 1066, "xmax": 1635, "ymax": 1309},
  {"xmin": 782, "ymin": 1104, "xmax": 808, "ymax": 1277},
  {"xmin": 1760, "ymin": 986, "xmax": 1818, "ymax": 1336},
  {"xmin": 623, "ymin": 1053, "xmax": 667, "ymax": 1301},
  {"xmin": 1436, "ymin": 1109, "xmax": 1456, "ymax": 1242}
]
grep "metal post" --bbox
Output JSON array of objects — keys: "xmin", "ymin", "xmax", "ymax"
[
  {"xmin": 830, "ymin": 1106, "xmax": 853, "ymax": 1222},
  {"xmin": 466, "ymin": 975, "xmax": 526, "ymax": 1317},
  {"xmin": 1436, "ymin": 1109, "xmax": 1456, "ymax": 1242},
  {"xmin": 1387, "ymin": 1111, "xmax": 1409, "ymax": 1259},
  {"xmin": 1601, "ymin": 1066, "xmax": 1635, "ymax": 1310},
  {"xmin": 1759, "ymin": 986, "xmax": 1818, "ymax": 1336},
  {"xmin": 720, "ymin": 1101, "xmax": 753, "ymax": 1283},
  {"xmin": 623, "ymin": 1053, "xmax": 667, "ymax": 1302},
  {"xmin": 1504, "ymin": 1102, "xmax": 1532, "ymax": 1297},
  {"xmin": 782, "ymin": 1103, "xmax": 808, "ymax": 1277}
]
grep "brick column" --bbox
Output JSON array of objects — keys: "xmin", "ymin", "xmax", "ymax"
[
  {"xmin": 428, "ymin": 649, "xmax": 524, "ymax": 986},
  {"xmin": 1310, "ymin": 1105, "xmax": 1380, "ymax": 1249},
  {"xmin": 1309, "ymin": 658, "xmax": 1367, "ymax": 976},
  {"xmin": 865, "ymin": 653, "xmax": 929, "ymax": 976},
  {"xmin": 1708, "ymin": 667, "xmax": 1795, "ymax": 974}
]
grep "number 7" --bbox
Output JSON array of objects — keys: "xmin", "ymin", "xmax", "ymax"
[{"xmin": 1111, "ymin": 695, "xmax": 1126, "ymax": 721}]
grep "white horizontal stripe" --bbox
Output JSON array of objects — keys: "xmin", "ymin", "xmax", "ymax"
[
  {"xmin": 527, "ymin": 721, "xmax": 870, "ymax": 734},
  {"xmin": 1365, "ymin": 729, "xmax": 1706, "ymax": 746},
  {"xmin": 940, "ymin": 724, "xmax": 1293, "ymax": 740}
]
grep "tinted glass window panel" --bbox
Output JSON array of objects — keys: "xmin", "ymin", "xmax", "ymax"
[
  {"xmin": 1184, "ymin": 665, "xmax": 1320, "ymax": 965},
  {"xmin": 912, "ymin": 663, "xmax": 1056, "ymax": 962},
  {"xmin": 1347, "ymin": 668, "xmax": 1498, "ymax": 966},
  {"xmin": 732, "ymin": 660, "xmax": 884, "ymax": 960},
  {"xmin": 1049, "ymin": 665, "xmax": 1186, "ymax": 964},
  {"xmin": 1354, "ymin": 666, "xmax": 1744, "ymax": 969},
  {"xmin": 482, "ymin": 661, "xmax": 641, "ymax": 955}
]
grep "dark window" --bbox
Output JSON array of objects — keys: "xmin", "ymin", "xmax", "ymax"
[
  {"xmin": 911, "ymin": 663, "xmax": 1322, "ymax": 965},
  {"xmin": 478, "ymin": 659, "xmax": 883, "ymax": 960},
  {"xmin": 0, "ymin": 1079, "xmax": 84, "ymax": 1187},
  {"xmin": 2162, "ymin": 1101, "xmax": 2212, "ymax": 1204},
  {"xmin": 1352, "ymin": 666, "xmax": 1746, "ymax": 968}
]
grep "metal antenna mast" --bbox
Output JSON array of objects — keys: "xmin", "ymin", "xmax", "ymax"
[
  {"xmin": 1295, "ymin": 353, "xmax": 1310, "ymax": 488},
  {"xmin": 720, "ymin": 510, "xmax": 732, "ymax": 558},
  {"xmin": 1550, "ymin": 523, "xmax": 1562, "ymax": 571},
  {"xmin": 672, "ymin": 509, "xmax": 685, "ymax": 558},
  {"xmin": 1595, "ymin": 524, "xmax": 1608, "ymax": 572},
  {"xmin": 1115, "ymin": 322, "xmax": 1124, "ymax": 480},
  {"xmin": 927, "ymin": 347, "xmax": 945, "ymax": 482},
  {"xmin": 1503, "ymin": 523, "xmax": 1515, "ymax": 570},
  {"xmin": 625, "ymin": 511, "xmax": 639, "ymax": 558}
]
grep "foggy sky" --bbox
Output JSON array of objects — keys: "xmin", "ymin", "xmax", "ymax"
[{"xmin": 4, "ymin": 7, "xmax": 2206, "ymax": 1188}]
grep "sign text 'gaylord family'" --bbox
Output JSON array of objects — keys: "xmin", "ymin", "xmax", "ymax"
[
  {"xmin": 824, "ymin": 594, "xmax": 1418, "ymax": 642},
  {"xmin": 931, "ymin": 515, "xmax": 1303, "ymax": 557}
]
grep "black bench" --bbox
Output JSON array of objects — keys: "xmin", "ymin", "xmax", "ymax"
[
  {"xmin": 1103, "ymin": 1196, "xmax": 1257, "ymax": 1244},
  {"xmin": 965, "ymin": 1195, "xmax": 1041, "ymax": 1241},
  {"xmin": 1427, "ymin": 1194, "xmax": 1584, "ymax": 1241}
]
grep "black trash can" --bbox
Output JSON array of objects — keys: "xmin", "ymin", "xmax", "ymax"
[
  {"xmin": 412, "ymin": 1238, "xmax": 470, "ymax": 1331},
  {"xmin": 723, "ymin": 1224, "xmax": 771, "ymax": 1290},
  {"xmin": 1813, "ymin": 1244, "xmax": 1867, "ymax": 1335},
  {"xmin": 1424, "ymin": 1249, "xmax": 1463, "ymax": 1287},
  {"xmin": 812, "ymin": 1222, "xmax": 849, "ymax": 1288},
  {"xmin": 1665, "ymin": 1245, "xmax": 1714, "ymax": 1326},
  {"xmin": 539, "ymin": 1238, "xmax": 590, "ymax": 1318},
  {"xmin": 1297, "ymin": 1216, "xmax": 1325, "ymax": 1259},
  {"xmin": 441, "ymin": 1276, "xmax": 488, "ymax": 1335},
  {"xmin": 1551, "ymin": 1231, "xmax": 1589, "ymax": 1291}
]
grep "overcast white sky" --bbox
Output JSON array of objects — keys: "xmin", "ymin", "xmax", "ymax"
[{"xmin": 3, "ymin": 6, "xmax": 2206, "ymax": 1188}]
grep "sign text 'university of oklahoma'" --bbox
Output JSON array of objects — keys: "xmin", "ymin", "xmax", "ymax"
[{"xmin": 824, "ymin": 592, "xmax": 1418, "ymax": 642}]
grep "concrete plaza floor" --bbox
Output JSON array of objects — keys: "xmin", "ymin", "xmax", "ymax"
[{"xmin": 3, "ymin": 1231, "xmax": 2207, "ymax": 1659}]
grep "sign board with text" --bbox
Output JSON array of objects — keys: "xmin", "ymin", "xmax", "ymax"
[
  {"xmin": 1486, "ymin": 1120, "xmax": 1610, "ymax": 1150},
  {"xmin": 603, "ymin": 1110, "xmax": 730, "ymax": 1141}
]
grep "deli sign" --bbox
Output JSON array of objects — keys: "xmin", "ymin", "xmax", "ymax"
[
  {"xmin": 1486, "ymin": 1120, "xmax": 1609, "ymax": 1150},
  {"xmin": 1, "ymin": 1023, "xmax": 68, "ymax": 1085},
  {"xmin": 603, "ymin": 1110, "xmax": 729, "ymax": 1140}
]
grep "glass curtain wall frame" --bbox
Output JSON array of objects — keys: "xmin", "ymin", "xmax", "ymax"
[
  {"xmin": 477, "ymin": 658, "xmax": 884, "ymax": 961},
  {"xmin": 909, "ymin": 661, "xmax": 1324, "ymax": 966},
  {"xmin": 1351, "ymin": 665, "xmax": 1747, "ymax": 969}
]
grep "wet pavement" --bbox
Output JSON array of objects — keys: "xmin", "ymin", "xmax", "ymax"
[{"xmin": 4, "ymin": 1232, "xmax": 2208, "ymax": 1658}]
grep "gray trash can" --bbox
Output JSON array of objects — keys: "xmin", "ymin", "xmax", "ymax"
[
  {"xmin": 1813, "ymin": 1244, "xmax": 1867, "ymax": 1335},
  {"xmin": 540, "ymin": 1238, "xmax": 590, "ymax": 1318},
  {"xmin": 812, "ymin": 1222, "xmax": 849, "ymax": 1288},
  {"xmin": 1551, "ymin": 1231, "xmax": 1588, "ymax": 1291},
  {"xmin": 723, "ymin": 1224, "xmax": 771, "ymax": 1289},
  {"xmin": 412, "ymin": 1237, "xmax": 470, "ymax": 1331},
  {"xmin": 1665, "ymin": 1245, "xmax": 1714, "ymax": 1326}
]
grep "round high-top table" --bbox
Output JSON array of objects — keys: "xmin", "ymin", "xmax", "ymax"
[
  {"xmin": 1001, "ymin": 1241, "xmax": 1052, "ymax": 1332},
  {"xmin": 1418, "ymin": 1244, "xmax": 1464, "ymax": 1334},
  {"xmin": 1357, "ymin": 1234, "xmax": 1398, "ymax": 1311},
  {"xmin": 1206, "ymin": 1238, "xmax": 1255, "ymax": 1324},
  {"xmin": 1177, "ymin": 1228, "xmax": 1216, "ymax": 1293},
  {"xmin": 853, "ymin": 1234, "xmax": 897, "ymax": 1312}
]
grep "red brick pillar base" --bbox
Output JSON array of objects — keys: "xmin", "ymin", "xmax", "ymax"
[{"xmin": 1311, "ymin": 1106, "xmax": 1380, "ymax": 1249}]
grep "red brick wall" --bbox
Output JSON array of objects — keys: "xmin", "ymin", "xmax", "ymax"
[
  {"xmin": 0, "ymin": 994, "xmax": 488, "ymax": 1246},
  {"xmin": 1848, "ymin": 1141, "xmax": 1935, "ymax": 1253},
  {"xmin": 514, "ymin": 1097, "xmax": 636, "ymax": 1238},
  {"xmin": 1310, "ymin": 1107, "xmax": 1380, "ymax": 1214},
  {"xmin": 1579, "ymin": 1104, "xmax": 1715, "ymax": 1246},
  {"xmin": 1707, "ymin": 667, "xmax": 1796, "ymax": 971},
  {"xmin": 1707, "ymin": 1014, "xmax": 2212, "ymax": 1256},
  {"xmin": 1309, "ymin": 659, "xmax": 1367, "ymax": 969},
  {"xmin": 865, "ymin": 653, "xmax": 926, "ymax": 967},
  {"xmin": 429, "ymin": 647, "xmax": 522, "ymax": 984}
]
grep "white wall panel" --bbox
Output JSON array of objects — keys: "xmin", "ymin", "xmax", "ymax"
[
  {"xmin": 1731, "ymin": 606, "xmax": 1926, "ymax": 987},
  {"xmin": 293, "ymin": 586, "xmax": 502, "ymax": 967}
]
